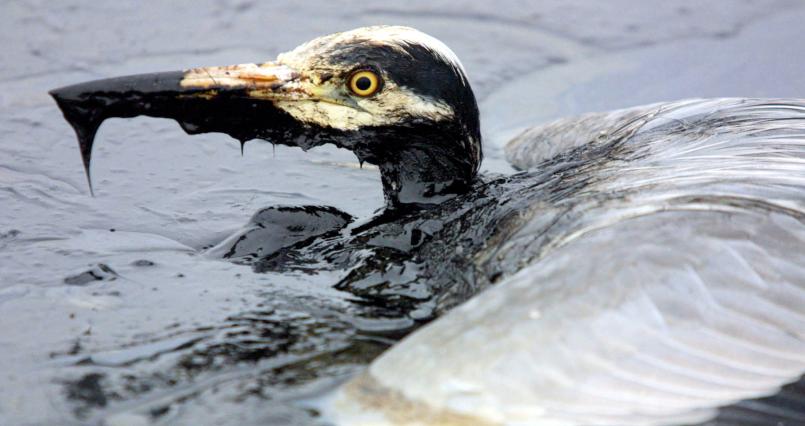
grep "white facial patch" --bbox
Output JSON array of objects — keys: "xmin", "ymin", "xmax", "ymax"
[{"xmin": 274, "ymin": 79, "xmax": 455, "ymax": 131}]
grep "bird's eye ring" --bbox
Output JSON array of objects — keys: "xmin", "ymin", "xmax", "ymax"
[{"xmin": 348, "ymin": 70, "xmax": 381, "ymax": 97}]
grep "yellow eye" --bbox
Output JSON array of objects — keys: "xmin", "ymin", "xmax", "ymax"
[{"xmin": 348, "ymin": 70, "xmax": 381, "ymax": 97}]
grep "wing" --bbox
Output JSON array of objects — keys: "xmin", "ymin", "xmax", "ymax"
[
  {"xmin": 328, "ymin": 99, "xmax": 805, "ymax": 425},
  {"xmin": 343, "ymin": 209, "xmax": 805, "ymax": 426},
  {"xmin": 504, "ymin": 99, "xmax": 707, "ymax": 171}
]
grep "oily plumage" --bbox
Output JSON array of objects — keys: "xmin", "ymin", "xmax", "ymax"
[{"xmin": 328, "ymin": 99, "xmax": 805, "ymax": 425}]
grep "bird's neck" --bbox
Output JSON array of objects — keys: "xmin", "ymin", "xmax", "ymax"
[{"xmin": 376, "ymin": 135, "xmax": 480, "ymax": 210}]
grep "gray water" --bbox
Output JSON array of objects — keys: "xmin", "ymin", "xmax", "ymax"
[{"xmin": 2, "ymin": 1, "xmax": 805, "ymax": 424}]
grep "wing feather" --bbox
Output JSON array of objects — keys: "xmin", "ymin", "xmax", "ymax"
[{"xmin": 349, "ymin": 212, "xmax": 805, "ymax": 425}]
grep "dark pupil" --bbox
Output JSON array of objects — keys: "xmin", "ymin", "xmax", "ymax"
[{"xmin": 355, "ymin": 76, "xmax": 372, "ymax": 91}]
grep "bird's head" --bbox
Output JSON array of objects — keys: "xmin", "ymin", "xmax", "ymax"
[{"xmin": 50, "ymin": 26, "xmax": 481, "ymax": 209}]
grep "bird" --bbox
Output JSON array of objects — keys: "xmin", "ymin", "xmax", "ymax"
[{"xmin": 50, "ymin": 26, "xmax": 805, "ymax": 425}]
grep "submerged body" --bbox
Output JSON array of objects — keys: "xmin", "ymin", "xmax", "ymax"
[
  {"xmin": 48, "ymin": 26, "xmax": 805, "ymax": 425},
  {"xmin": 330, "ymin": 98, "xmax": 805, "ymax": 425}
]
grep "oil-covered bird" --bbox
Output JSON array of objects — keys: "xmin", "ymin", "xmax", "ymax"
[{"xmin": 50, "ymin": 26, "xmax": 805, "ymax": 425}]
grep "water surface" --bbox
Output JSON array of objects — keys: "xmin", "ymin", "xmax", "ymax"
[{"xmin": 2, "ymin": 1, "xmax": 805, "ymax": 424}]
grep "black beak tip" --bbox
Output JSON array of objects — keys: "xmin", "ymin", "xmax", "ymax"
[
  {"xmin": 48, "ymin": 88, "xmax": 66, "ymax": 108},
  {"xmin": 48, "ymin": 84, "xmax": 79, "ymax": 103}
]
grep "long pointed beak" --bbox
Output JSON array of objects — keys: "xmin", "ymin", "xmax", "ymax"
[{"xmin": 49, "ymin": 63, "xmax": 313, "ymax": 194}]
